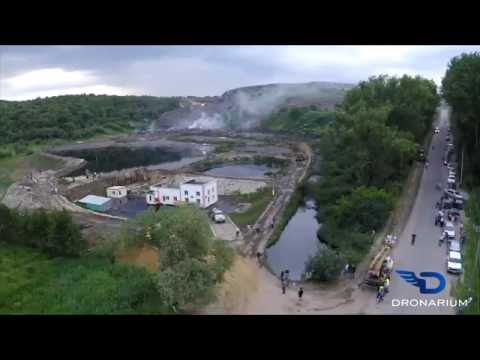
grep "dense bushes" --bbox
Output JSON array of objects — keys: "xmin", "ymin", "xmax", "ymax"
[
  {"xmin": 116, "ymin": 206, "xmax": 234, "ymax": 312},
  {"xmin": 0, "ymin": 205, "xmax": 87, "ymax": 257},
  {"xmin": 306, "ymin": 247, "xmax": 344, "ymax": 282},
  {"xmin": 0, "ymin": 95, "xmax": 179, "ymax": 146}
]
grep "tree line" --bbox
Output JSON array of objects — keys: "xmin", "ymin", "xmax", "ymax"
[
  {"xmin": 306, "ymin": 75, "xmax": 440, "ymax": 281},
  {"xmin": 0, "ymin": 95, "xmax": 179, "ymax": 147}
]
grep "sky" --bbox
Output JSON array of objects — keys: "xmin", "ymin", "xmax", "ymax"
[{"xmin": 1, "ymin": 45, "xmax": 479, "ymax": 101}]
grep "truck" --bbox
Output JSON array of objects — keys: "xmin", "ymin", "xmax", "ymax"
[{"xmin": 359, "ymin": 238, "xmax": 394, "ymax": 290}]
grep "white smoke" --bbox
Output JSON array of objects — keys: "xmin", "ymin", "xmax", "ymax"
[{"xmin": 188, "ymin": 112, "xmax": 224, "ymax": 130}]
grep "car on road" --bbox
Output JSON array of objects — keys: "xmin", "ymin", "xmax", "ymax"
[
  {"xmin": 448, "ymin": 239, "xmax": 461, "ymax": 253},
  {"xmin": 444, "ymin": 188, "xmax": 463, "ymax": 199},
  {"xmin": 434, "ymin": 127, "xmax": 440, "ymax": 134},
  {"xmin": 447, "ymin": 251, "xmax": 463, "ymax": 274},
  {"xmin": 210, "ymin": 208, "xmax": 226, "ymax": 223},
  {"xmin": 444, "ymin": 221, "xmax": 456, "ymax": 240}
]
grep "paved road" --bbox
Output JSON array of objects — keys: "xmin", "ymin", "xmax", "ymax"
[{"xmin": 367, "ymin": 107, "xmax": 458, "ymax": 314}]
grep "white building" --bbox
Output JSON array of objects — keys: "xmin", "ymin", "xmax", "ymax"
[
  {"xmin": 107, "ymin": 186, "xmax": 128, "ymax": 198},
  {"xmin": 106, "ymin": 186, "xmax": 128, "ymax": 206},
  {"xmin": 146, "ymin": 178, "xmax": 218, "ymax": 208}
]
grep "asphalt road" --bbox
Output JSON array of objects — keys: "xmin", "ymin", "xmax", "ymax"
[{"xmin": 369, "ymin": 107, "xmax": 458, "ymax": 314}]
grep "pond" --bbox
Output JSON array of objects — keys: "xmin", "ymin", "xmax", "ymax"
[
  {"xmin": 204, "ymin": 164, "xmax": 278, "ymax": 178},
  {"xmin": 55, "ymin": 146, "xmax": 186, "ymax": 175},
  {"xmin": 266, "ymin": 199, "xmax": 323, "ymax": 281}
]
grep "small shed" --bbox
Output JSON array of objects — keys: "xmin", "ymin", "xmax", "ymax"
[
  {"xmin": 107, "ymin": 186, "xmax": 128, "ymax": 199},
  {"xmin": 77, "ymin": 195, "xmax": 112, "ymax": 212}
]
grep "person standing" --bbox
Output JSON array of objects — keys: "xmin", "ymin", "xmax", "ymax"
[
  {"xmin": 377, "ymin": 286, "xmax": 385, "ymax": 302},
  {"xmin": 284, "ymin": 270, "xmax": 290, "ymax": 287},
  {"xmin": 411, "ymin": 233, "xmax": 416, "ymax": 246},
  {"xmin": 384, "ymin": 277, "xmax": 390, "ymax": 294},
  {"xmin": 298, "ymin": 287, "xmax": 304, "ymax": 300}
]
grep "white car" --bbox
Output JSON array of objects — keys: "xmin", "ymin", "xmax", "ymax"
[
  {"xmin": 210, "ymin": 208, "xmax": 226, "ymax": 223},
  {"xmin": 434, "ymin": 127, "xmax": 440, "ymax": 134},
  {"xmin": 447, "ymin": 251, "xmax": 462, "ymax": 274},
  {"xmin": 448, "ymin": 240, "xmax": 461, "ymax": 253},
  {"xmin": 444, "ymin": 222, "xmax": 456, "ymax": 239}
]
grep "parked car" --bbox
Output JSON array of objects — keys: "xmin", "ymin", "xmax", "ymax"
[
  {"xmin": 453, "ymin": 198, "xmax": 465, "ymax": 210},
  {"xmin": 434, "ymin": 127, "xmax": 440, "ymax": 134},
  {"xmin": 448, "ymin": 240, "xmax": 461, "ymax": 253},
  {"xmin": 210, "ymin": 208, "xmax": 226, "ymax": 223},
  {"xmin": 443, "ymin": 199, "xmax": 454, "ymax": 209},
  {"xmin": 448, "ymin": 209, "xmax": 461, "ymax": 217},
  {"xmin": 444, "ymin": 221, "xmax": 456, "ymax": 240},
  {"xmin": 447, "ymin": 251, "xmax": 463, "ymax": 274}
]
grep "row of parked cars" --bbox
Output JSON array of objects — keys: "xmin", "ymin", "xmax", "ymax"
[{"xmin": 442, "ymin": 128, "xmax": 465, "ymax": 275}]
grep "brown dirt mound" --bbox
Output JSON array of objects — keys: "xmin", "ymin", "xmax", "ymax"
[{"xmin": 117, "ymin": 245, "xmax": 160, "ymax": 272}]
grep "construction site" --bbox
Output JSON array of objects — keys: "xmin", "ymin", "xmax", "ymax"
[{"xmin": 1, "ymin": 130, "xmax": 312, "ymax": 255}]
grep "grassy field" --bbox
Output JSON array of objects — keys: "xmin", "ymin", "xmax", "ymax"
[
  {"xmin": 0, "ymin": 245, "xmax": 165, "ymax": 314},
  {"xmin": 230, "ymin": 187, "xmax": 273, "ymax": 228}
]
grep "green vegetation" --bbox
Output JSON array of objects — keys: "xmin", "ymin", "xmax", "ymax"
[
  {"xmin": 0, "ymin": 95, "xmax": 179, "ymax": 146},
  {"xmin": 0, "ymin": 246, "xmax": 164, "ymax": 314},
  {"xmin": 453, "ymin": 190, "xmax": 480, "ymax": 314},
  {"xmin": 261, "ymin": 106, "xmax": 336, "ymax": 136},
  {"xmin": 230, "ymin": 187, "xmax": 273, "ymax": 228},
  {"xmin": 0, "ymin": 205, "xmax": 233, "ymax": 314},
  {"xmin": 267, "ymin": 186, "xmax": 304, "ymax": 247},
  {"xmin": 442, "ymin": 52, "xmax": 480, "ymax": 313},
  {"xmin": 308, "ymin": 75, "xmax": 440, "ymax": 279},
  {"xmin": 306, "ymin": 247, "xmax": 344, "ymax": 282},
  {"xmin": 213, "ymin": 142, "xmax": 237, "ymax": 153},
  {"xmin": 113, "ymin": 206, "xmax": 234, "ymax": 312},
  {"xmin": 0, "ymin": 205, "xmax": 87, "ymax": 257}
]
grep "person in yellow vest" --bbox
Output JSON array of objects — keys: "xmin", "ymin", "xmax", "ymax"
[{"xmin": 384, "ymin": 277, "xmax": 390, "ymax": 294}]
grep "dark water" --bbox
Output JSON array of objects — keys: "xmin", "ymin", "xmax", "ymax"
[
  {"xmin": 204, "ymin": 164, "xmax": 278, "ymax": 178},
  {"xmin": 107, "ymin": 197, "xmax": 149, "ymax": 218},
  {"xmin": 55, "ymin": 146, "xmax": 183, "ymax": 175},
  {"xmin": 266, "ymin": 200, "xmax": 322, "ymax": 281}
]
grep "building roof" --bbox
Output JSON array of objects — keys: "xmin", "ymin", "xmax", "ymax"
[
  {"xmin": 78, "ymin": 195, "xmax": 112, "ymax": 205},
  {"xmin": 184, "ymin": 179, "xmax": 213, "ymax": 185},
  {"xmin": 107, "ymin": 186, "xmax": 126, "ymax": 190}
]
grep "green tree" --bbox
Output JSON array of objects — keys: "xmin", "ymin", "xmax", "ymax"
[
  {"xmin": 46, "ymin": 210, "xmax": 87, "ymax": 257},
  {"xmin": 306, "ymin": 247, "xmax": 344, "ymax": 282},
  {"xmin": 332, "ymin": 186, "xmax": 393, "ymax": 233}
]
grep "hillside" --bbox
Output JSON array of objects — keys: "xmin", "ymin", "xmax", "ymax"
[
  {"xmin": 0, "ymin": 95, "xmax": 180, "ymax": 146},
  {"xmin": 154, "ymin": 81, "xmax": 354, "ymax": 131}
]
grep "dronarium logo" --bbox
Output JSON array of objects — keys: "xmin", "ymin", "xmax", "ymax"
[
  {"xmin": 396, "ymin": 270, "xmax": 446, "ymax": 294},
  {"xmin": 392, "ymin": 270, "xmax": 473, "ymax": 308}
]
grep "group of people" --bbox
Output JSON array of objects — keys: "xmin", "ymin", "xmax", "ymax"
[{"xmin": 280, "ymin": 270, "xmax": 304, "ymax": 300}]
